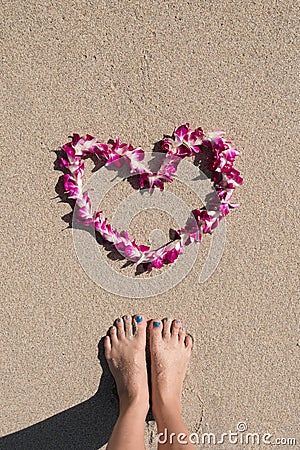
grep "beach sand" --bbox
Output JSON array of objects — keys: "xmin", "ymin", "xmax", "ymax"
[{"xmin": 1, "ymin": 1, "xmax": 299, "ymax": 448}]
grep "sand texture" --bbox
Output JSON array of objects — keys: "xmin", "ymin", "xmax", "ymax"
[{"xmin": 1, "ymin": 0, "xmax": 299, "ymax": 449}]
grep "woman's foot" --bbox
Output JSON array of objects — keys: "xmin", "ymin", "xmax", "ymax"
[
  {"xmin": 104, "ymin": 314, "xmax": 149, "ymax": 417},
  {"xmin": 149, "ymin": 318, "xmax": 193, "ymax": 419}
]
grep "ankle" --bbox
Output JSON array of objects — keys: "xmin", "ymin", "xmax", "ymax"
[
  {"xmin": 119, "ymin": 393, "xmax": 149, "ymax": 418},
  {"xmin": 152, "ymin": 398, "xmax": 182, "ymax": 422}
]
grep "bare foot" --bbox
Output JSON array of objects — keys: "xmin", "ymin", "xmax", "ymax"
[
  {"xmin": 149, "ymin": 318, "xmax": 193, "ymax": 418},
  {"xmin": 104, "ymin": 314, "xmax": 149, "ymax": 417}
]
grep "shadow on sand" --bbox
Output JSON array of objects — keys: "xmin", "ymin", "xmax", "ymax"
[{"xmin": 1, "ymin": 337, "xmax": 154, "ymax": 450}]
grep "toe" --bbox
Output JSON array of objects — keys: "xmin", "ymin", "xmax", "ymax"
[
  {"xmin": 171, "ymin": 319, "xmax": 181, "ymax": 338},
  {"xmin": 178, "ymin": 326, "xmax": 186, "ymax": 343},
  {"xmin": 123, "ymin": 315, "xmax": 133, "ymax": 337},
  {"xmin": 109, "ymin": 325, "xmax": 118, "ymax": 344},
  {"xmin": 104, "ymin": 335, "xmax": 112, "ymax": 359},
  {"xmin": 149, "ymin": 319, "xmax": 162, "ymax": 342},
  {"xmin": 185, "ymin": 334, "xmax": 193, "ymax": 350},
  {"xmin": 115, "ymin": 317, "xmax": 125, "ymax": 339},
  {"xmin": 162, "ymin": 317, "xmax": 172, "ymax": 339},
  {"xmin": 134, "ymin": 314, "xmax": 147, "ymax": 337}
]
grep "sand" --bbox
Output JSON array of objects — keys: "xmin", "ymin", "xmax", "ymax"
[{"xmin": 1, "ymin": 0, "xmax": 299, "ymax": 448}]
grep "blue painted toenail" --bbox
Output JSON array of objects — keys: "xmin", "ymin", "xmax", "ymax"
[
  {"xmin": 136, "ymin": 315, "xmax": 143, "ymax": 323},
  {"xmin": 126, "ymin": 315, "xmax": 130, "ymax": 319},
  {"xmin": 117, "ymin": 318, "xmax": 122, "ymax": 322},
  {"xmin": 176, "ymin": 319, "xmax": 181, "ymax": 324},
  {"xmin": 153, "ymin": 321, "xmax": 161, "ymax": 328}
]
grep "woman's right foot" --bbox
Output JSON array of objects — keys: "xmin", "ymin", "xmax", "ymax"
[{"xmin": 148, "ymin": 318, "xmax": 193, "ymax": 418}]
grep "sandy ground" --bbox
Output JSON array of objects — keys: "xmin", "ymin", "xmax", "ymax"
[{"xmin": 1, "ymin": 0, "xmax": 299, "ymax": 449}]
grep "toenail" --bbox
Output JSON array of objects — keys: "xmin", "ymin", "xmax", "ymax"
[
  {"xmin": 182, "ymin": 327, "xmax": 186, "ymax": 332},
  {"xmin": 153, "ymin": 321, "xmax": 161, "ymax": 328},
  {"xmin": 176, "ymin": 319, "xmax": 181, "ymax": 324},
  {"xmin": 136, "ymin": 315, "xmax": 143, "ymax": 323},
  {"xmin": 126, "ymin": 315, "xmax": 130, "ymax": 319},
  {"xmin": 117, "ymin": 318, "xmax": 122, "ymax": 323},
  {"xmin": 165, "ymin": 317, "xmax": 170, "ymax": 321}
]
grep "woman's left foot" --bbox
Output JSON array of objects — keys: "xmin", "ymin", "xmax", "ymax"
[{"xmin": 104, "ymin": 314, "xmax": 149, "ymax": 416}]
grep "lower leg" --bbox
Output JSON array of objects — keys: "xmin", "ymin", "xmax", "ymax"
[
  {"xmin": 154, "ymin": 406, "xmax": 195, "ymax": 449},
  {"xmin": 106, "ymin": 405, "xmax": 146, "ymax": 450}
]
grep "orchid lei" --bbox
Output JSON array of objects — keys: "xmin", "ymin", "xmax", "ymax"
[{"xmin": 59, "ymin": 123, "xmax": 243, "ymax": 271}]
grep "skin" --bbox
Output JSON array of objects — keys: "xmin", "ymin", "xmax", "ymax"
[{"xmin": 104, "ymin": 315, "xmax": 196, "ymax": 450}]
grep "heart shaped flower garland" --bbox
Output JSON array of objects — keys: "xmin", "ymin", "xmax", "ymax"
[{"xmin": 59, "ymin": 123, "xmax": 243, "ymax": 271}]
